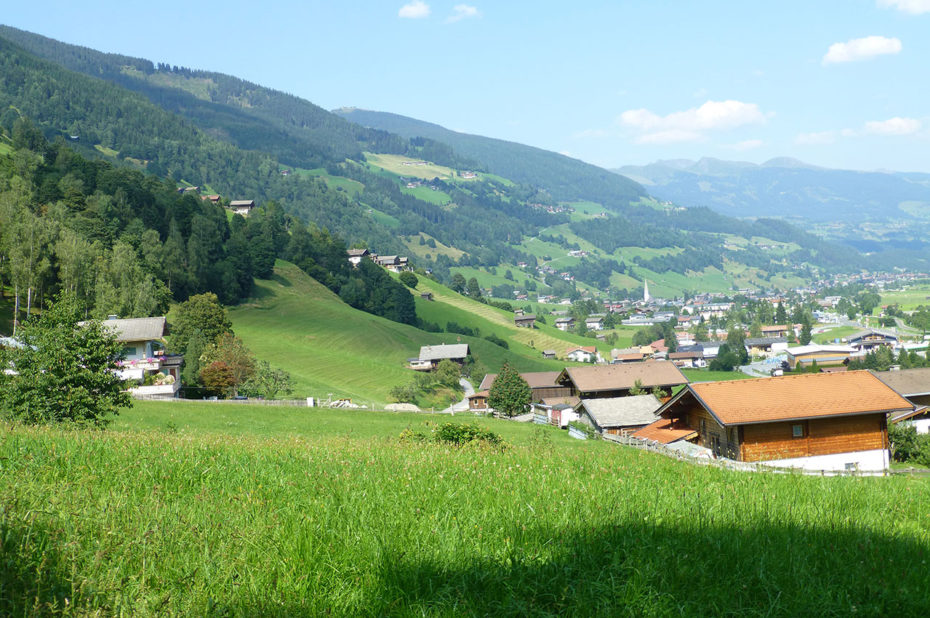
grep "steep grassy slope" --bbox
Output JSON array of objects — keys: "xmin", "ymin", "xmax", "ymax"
[
  {"xmin": 2, "ymin": 406, "xmax": 928, "ymax": 615},
  {"xmin": 413, "ymin": 277, "xmax": 607, "ymax": 357},
  {"xmin": 226, "ymin": 262, "xmax": 557, "ymax": 406}
]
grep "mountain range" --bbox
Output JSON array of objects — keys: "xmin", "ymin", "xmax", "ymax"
[
  {"xmin": 1, "ymin": 24, "xmax": 927, "ymax": 295},
  {"xmin": 614, "ymin": 157, "xmax": 930, "ymax": 226}
]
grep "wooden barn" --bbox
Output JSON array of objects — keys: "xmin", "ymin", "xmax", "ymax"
[
  {"xmin": 555, "ymin": 361, "xmax": 688, "ymax": 400},
  {"xmin": 479, "ymin": 371, "xmax": 572, "ymax": 403},
  {"xmin": 636, "ymin": 371, "xmax": 912, "ymax": 472}
]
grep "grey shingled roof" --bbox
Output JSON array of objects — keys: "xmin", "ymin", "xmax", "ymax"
[
  {"xmin": 419, "ymin": 343, "xmax": 470, "ymax": 362},
  {"xmin": 579, "ymin": 394, "xmax": 662, "ymax": 429},
  {"xmin": 100, "ymin": 317, "xmax": 167, "ymax": 342},
  {"xmin": 871, "ymin": 368, "xmax": 930, "ymax": 397}
]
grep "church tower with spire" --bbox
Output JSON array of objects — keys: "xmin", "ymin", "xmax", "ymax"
[{"xmin": 643, "ymin": 279, "xmax": 651, "ymax": 303}]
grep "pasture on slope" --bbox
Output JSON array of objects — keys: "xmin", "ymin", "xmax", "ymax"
[
  {"xmin": 413, "ymin": 277, "xmax": 607, "ymax": 357},
  {"xmin": 225, "ymin": 262, "xmax": 563, "ymax": 406},
  {"xmin": 1, "ymin": 402, "xmax": 928, "ymax": 615}
]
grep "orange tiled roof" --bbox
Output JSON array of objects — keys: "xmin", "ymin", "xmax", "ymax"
[
  {"xmin": 690, "ymin": 370, "xmax": 912, "ymax": 425},
  {"xmin": 632, "ymin": 418, "xmax": 698, "ymax": 444}
]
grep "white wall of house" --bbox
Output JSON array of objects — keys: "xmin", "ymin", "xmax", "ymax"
[
  {"xmin": 904, "ymin": 419, "xmax": 930, "ymax": 434},
  {"xmin": 758, "ymin": 448, "xmax": 888, "ymax": 473}
]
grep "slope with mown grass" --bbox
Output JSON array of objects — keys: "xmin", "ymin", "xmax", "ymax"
[
  {"xmin": 225, "ymin": 261, "xmax": 560, "ymax": 406},
  {"xmin": 413, "ymin": 277, "xmax": 606, "ymax": 358},
  {"xmin": 2, "ymin": 403, "xmax": 928, "ymax": 615}
]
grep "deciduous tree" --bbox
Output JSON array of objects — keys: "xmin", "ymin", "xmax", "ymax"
[{"xmin": 0, "ymin": 292, "xmax": 129, "ymax": 426}]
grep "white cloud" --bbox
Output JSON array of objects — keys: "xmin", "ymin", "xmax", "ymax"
[
  {"xmin": 619, "ymin": 100, "xmax": 769, "ymax": 143},
  {"xmin": 399, "ymin": 1, "xmax": 430, "ymax": 19},
  {"xmin": 878, "ymin": 0, "xmax": 930, "ymax": 14},
  {"xmin": 822, "ymin": 36, "xmax": 902, "ymax": 64},
  {"xmin": 795, "ymin": 131, "xmax": 837, "ymax": 145},
  {"xmin": 446, "ymin": 4, "xmax": 480, "ymax": 23},
  {"xmin": 864, "ymin": 116, "xmax": 923, "ymax": 135},
  {"xmin": 727, "ymin": 139, "xmax": 764, "ymax": 151}
]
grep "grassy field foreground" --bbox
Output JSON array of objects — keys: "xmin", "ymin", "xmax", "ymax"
[{"xmin": 2, "ymin": 401, "xmax": 929, "ymax": 615}]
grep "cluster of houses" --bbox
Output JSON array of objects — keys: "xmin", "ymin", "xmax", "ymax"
[
  {"xmin": 346, "ymin": 248, "xmax": 410, "ymax": 272},
  {"xmin": 469, "ymin": 360, "xmax": 930, "ymax": 473}
]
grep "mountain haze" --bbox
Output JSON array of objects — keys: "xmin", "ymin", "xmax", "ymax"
[{"xmin": 615, "ymin": 157, "xmax": 930, "ymax": 223}]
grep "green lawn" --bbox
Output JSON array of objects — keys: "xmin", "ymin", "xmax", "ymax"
[
  {"xmin": 2, "ymin": 405, "xmax": 928, "ymax": 615},
  {"xmin": 813, "ymin": 325, "xmax": 861, "ymax": 344}
]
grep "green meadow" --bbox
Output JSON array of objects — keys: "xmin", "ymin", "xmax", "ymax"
[
  {"xmin": 881, "ymin": 286, "xmax": 930, "ymax": 311},
  {"xmin": 224, "ymin": 262, "xmax": 602, "ymax": 406},
  {"xmin": 2, "ymin": 401, "xmax": 928, "ymax": 615}
]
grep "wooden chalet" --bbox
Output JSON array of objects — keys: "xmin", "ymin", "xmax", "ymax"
[
  {"xmin": 761, "ymin": 325, "xmax": 790, "ymax": 338},
  {"xmin": 229, "ymin": 200, "xmax": 255, "ymax": 216},
  {"xmin": 409, "ymin": 344, "xmax": 470, "ymax": 371},
  {"xmin": 467, "ymin": 390, "xmax": 490, "ymax": 412},
  {"xmin": 479, "ymin": 371, "xmax": 572, "ymax": 403},
  {"xmin": 514, "ymin": 314, "xmax": 536, "ymax": 328},
  {"xmin": 635, "ymin": 371, "xmax": 912, "ymax": 472},
  {"xmin": 556, "ymin": 361, "xmax": 688, "ymax": 400},
  {"xmin": 847, "ymin": 329, "xmax": 898, "ymax": 352}
]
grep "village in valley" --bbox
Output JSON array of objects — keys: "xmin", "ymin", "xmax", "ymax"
[{"xmin": 2, "ymin": 5, "xmax": 930, "ymax": 614}]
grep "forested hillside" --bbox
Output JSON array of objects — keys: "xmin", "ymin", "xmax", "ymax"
[
  {"xmin": 0, "ymin": 129, "xmax": 415, "ymax": 330},
  {"xmin": 0, "ymin": 26, "xmax": 885, "ymax": 297}
]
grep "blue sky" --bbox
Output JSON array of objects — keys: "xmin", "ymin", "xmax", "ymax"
[{"xmin": 5, "ymin": 1, "xmax": 930, "ymax": 171}]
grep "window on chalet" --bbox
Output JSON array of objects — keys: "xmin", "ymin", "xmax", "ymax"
[{"xmin": 792, "ymin": 424, "xmax": 804, "ymax": 438}]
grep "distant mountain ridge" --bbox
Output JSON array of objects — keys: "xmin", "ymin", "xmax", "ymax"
[
  {"xmin": 614, "ymin": 157, "xmax": 930, "ymax": 223},
  {"xmin": 334, "ymin": 108, "xmax": 647, "ymax": 208}
]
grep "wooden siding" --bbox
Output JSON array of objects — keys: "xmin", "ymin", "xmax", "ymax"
[
  {"xmin": 740, "ymin": 414, "xmax": 886, "ymax": 462},
  {"xmin": 532, "ymin": 386, "xmax": 572, "ymax": 402}
]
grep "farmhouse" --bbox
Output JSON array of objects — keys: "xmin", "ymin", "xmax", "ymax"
[
  {"xmin": 347, "ymin": 248, "xmax": 369, "ymax": 266},
  {"xmin": 636, "ymin": 371, "xmax": 911, "ymax": 472},
  {"xmin": 554, "ymin": 317, "xmax": 575, "ymax": 331},
  {"xmin": 479, "ymin": 371, "xmax": 572, "ymax": 403},
  {"xmin": 566, "ymin": 346, "xmax": 600, "ymax": 363},
  {"xmin": 229, "ymin": 199, "xmax": 255, "ymax": 216},
  {"xmin": 668, "ymin": 349, "xmax": 704, "ymax": 368},
  {"xmin": 514, "ymin": 314, "xmax": 536, "ymax": 328},
  {"xmin": 576, "ymin": 394, "xmax": 662, "ymax": 436},
  {"xmin": 760, "ymin": 325, "xmax": 790, "ymax": 338},
  {"xmin": 409, "ymin": 343, "xmax": 470, "ymax": 371},
  {"xmin": 585, "ymin": 316, "xmax": 604, "ymax": 331},
  {"xmin": 871, "ymin": 368, "xmax": 930, "ymax": 434},
  {"xmin": 98, "ymin": 316, "xmax": 183, "ymax": 398},
  {"xmin": 744, "ymin": 337, "xmax": 789, "ymax": 357},
  {"xmin": 556, "ymin": 361, "xmax": 688, "ymax": 399},
  {"xmin": 786, "ymin": 344, "xmax": 858, "ymax": 370}
]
